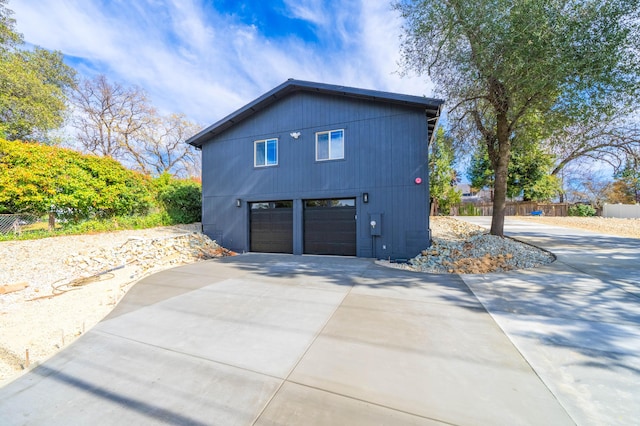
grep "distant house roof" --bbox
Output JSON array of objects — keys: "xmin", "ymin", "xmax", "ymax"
[{"xmin": 186, "ymin": 79, "xmax": 444, "ymax": 148}]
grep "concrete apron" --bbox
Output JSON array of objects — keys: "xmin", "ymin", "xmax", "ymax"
[
  {"xmin": 0, "ymin": 254, "xmax": 574, "ymax": 425},
  {"xmin": 458, "ymin": 216, "xmax": 640, "ymax": 426}
]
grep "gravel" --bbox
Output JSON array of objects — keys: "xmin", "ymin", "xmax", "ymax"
[
  {"xmin": 382, "ymin": 217, "xmax": 554, "ymax": 274},
  {"xmin": 1, "ymin": 224, "xmax": 202, "ymax": 306},
  {"xmin": 396, "ymin": 215, "xmax": 639, "ymax": 274},
  {"xmin": 515, "ymin": 216, "xmax": 640, "ymax": 239}
]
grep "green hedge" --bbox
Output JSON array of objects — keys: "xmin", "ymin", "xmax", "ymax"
[
  {"xmin": 0, "ymin": 140, "xmax": 203, "ymax": 240},
  {"xmin": 155, "ymin": 173, "xmax": 202, "ymax": 224},
  {"xmin": 568, "ymin": 204, "xmax": 596, "ymax": 217},
  {"xmin": 0, "ymin": 139, "xmax": 154, "ymax": 220}
]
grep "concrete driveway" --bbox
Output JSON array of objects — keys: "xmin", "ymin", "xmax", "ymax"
[
  {"xmin": 0, "ymin": 253, "xmax": 574, "ymax": 425},
  {"xmin": 459, "ymin": 217, "xmax": 640, "ymax": 426}
]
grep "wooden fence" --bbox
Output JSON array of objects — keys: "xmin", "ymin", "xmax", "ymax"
[{"xmin": 452, "ymin": 202, "xmax": 570, "ymax": 217}]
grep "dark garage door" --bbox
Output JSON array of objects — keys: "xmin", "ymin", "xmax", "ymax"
[
  {"xmin": 304, "ymin": 198, "xmax": 356, "ymax": 256},
  {"xmin": 250, "ymin": 201, "xmax": 293, "ymax": 254}
]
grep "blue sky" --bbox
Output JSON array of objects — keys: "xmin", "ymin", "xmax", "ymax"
[{"xmin": 11, "ymin": 0, "xmax": 434, "ymax": 127}]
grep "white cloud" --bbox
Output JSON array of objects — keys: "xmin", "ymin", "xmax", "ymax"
[
  {"xmin": 11, "ymin": 0, "xmax": 436, "ymax": 129},
  {"xmin": 283, "ymin": 0, "xmax": 327, "ymax": 26},
  {"xmin": 357, "ymin": 1, "xmax": 434, "ymax": 96}
]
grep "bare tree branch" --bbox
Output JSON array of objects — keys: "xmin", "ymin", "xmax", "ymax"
[{"xmin": 71, "ymin": 75, "xmax": 202, "ymax": 178}]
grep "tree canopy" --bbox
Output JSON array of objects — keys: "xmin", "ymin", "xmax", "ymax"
[
  {"xmin": 72, "ymin": 74, "xmax": 201, "ymax": 177},
  {"xmin": 71, "ymin": 75, "xmax": 152, "ymax": 158},
  {"xmin": 0, "ymin": 0, "xmax": 20, "ymax": 50},
  {"xmin": 547, "ymin": 112, "xmax": 640, "ymax": 176},
  {"xmin": 429, "ymin": 127, "xmax": 461, "ymax": 214},
  {"xmin": 395, "ymin": 0, "xmax": 640, "ymax": 235},
  {"xmin": 0, "ymin": 0, "xmax": 76, "ymax": 141},
  {"xmin": 468, "ymin": 143, "xmax": 560, "ymax": 202},
  {"xmin": 608, "ymin": 159, "xmax": 640, "ymax": 203}
]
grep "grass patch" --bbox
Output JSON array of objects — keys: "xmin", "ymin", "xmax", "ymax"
[{"xmin": 0, "ymin": 212, "xmax": 177, "ymax": 242}]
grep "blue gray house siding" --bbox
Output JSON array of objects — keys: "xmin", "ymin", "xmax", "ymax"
[{"xmin": 190, "ymin": 81, "xmax": 442, "ymax": 260}]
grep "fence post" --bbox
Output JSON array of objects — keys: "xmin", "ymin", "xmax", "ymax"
[{"xmin": 48, "ymin": 212, "xmax": 55, "ymax": 231}]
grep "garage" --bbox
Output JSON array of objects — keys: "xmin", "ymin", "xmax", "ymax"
[
  {"xmin": 304, "ymin": 198, "xmax": 356, "ymax": 256},
  {"xmin": 250, "ymin": 201, "xmax": 293, "ymax": 253}
]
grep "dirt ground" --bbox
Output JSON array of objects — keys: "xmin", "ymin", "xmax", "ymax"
[
  {"xmin": 513, "ymin": 216, "xmax": 640, "ymax": 239},
  {"xmin": 0, "ymin": 225, "xmax": 229, "ymax": 386}
]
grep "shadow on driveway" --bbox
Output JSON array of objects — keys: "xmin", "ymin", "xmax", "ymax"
[{"xmin": 458, "ymin": 216, "xmax": 640, "ymax": 425}]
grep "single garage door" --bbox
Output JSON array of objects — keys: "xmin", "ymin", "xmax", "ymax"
[
  {"xmin": 250, "ymin": 201, "xmax": 293, "ymax": 253},
  {"xmin": 304, "ymin": 198, "xmax": 356, "ymax": 256}
]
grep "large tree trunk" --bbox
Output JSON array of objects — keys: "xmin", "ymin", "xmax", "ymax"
[
  {"xmin": 490, "ymin": 111, "xmax": 511, "ymax": 237},
  {"xmin": 491, "ymin": 156, "xmax": 508, "ymax": 236}
]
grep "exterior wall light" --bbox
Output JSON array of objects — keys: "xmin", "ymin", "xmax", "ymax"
[
  {"xmin": 236, "ymin": 199, "xmax": 241, "ymax": 207},
  {"xmin": 363, "ymin": 193, "xmax": 369, "ymax": 203}
]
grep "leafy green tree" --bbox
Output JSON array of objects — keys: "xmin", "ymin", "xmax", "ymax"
[
  {"xmin": 468, "ymin": 143, "xmax": 560, "ymax": 202},
  {"xmin": 507, "ymin": 144, "xmax": 560, "ymax": 201},
  {"xmin": 429, "ymin": 127, "xmax": 461, "ymax": 214},
  {"xmin": 467, "ymin": 146, "xmax": 493, "ymax": 198},
  {"xmin": 395, "ymin": 0, "xmax": 640, "ymax": 236},
  {"xmin": 609, "ymin": 159, "xmax": 640, "ymax": 203},
  {"xmin": 0, "ymin": 0, "xmax": 20, "ymax": 50},
  {"xmin": 0, "ymin": 1, "xmax": 76, "ymax": 141}
]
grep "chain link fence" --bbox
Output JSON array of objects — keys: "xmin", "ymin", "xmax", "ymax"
[{"xmin": 0, "ymin": 214, "xmax": 48, "ymax": 235}]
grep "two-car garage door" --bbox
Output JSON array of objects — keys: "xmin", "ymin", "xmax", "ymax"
[{"xmin": 249, "ymin": 198, "xmax": 356, "ymax": 256}]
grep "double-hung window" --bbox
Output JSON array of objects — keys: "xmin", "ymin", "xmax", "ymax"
[
  {"xmin": 254, "ymin": 138, "xmax": 278, "ymax": 167},
  {"xmin": 316, "ymin": 129, "xmax": 344, "ymax": 161}
]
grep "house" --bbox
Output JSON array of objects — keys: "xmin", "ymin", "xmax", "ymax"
[
  {"xmin": 187, "ymin": 79, "xmax": 443, "ymax": 259},
  {"xmin": 457, "ymin": 183, "xmax": 493, "ymax": 203}
]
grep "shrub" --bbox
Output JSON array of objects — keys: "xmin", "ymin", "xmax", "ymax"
[
  {"xmin": 59, "ymin": 212, "xmax": 171, "ymax": 233},
  {"xmin": 458, "ymin": 203, "xmax": 481, "ymax": 216},
  {"xmin": 0, "ymin": 139, "xmax": 154, "ymax": 220},
  {"xmin": 155, "ymin": 175, "xmax": 201, "ymax": 224},
  {"xmin": 0, "ymin": 212, "xmax": 173, "ymax": 241},
  {"xmin": 568, "ymin": 204, "xmax": 596, "ymax": 217}
]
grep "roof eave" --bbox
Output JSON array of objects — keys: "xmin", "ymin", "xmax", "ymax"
[{"xmin": 186, "ymin": 79, "xmax": 445, "ymax": 148}]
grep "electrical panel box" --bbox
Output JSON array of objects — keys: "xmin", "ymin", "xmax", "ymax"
[{"xmin": 369, "ymin": 213, "xmax": 382, "ymax": 236}]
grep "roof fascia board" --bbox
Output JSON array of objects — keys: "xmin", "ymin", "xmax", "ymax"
[{"xmin": 187, "ymin": 79, "xmax": 444, "ymax": 147}]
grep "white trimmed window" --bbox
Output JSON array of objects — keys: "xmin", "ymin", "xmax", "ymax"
[
  {"xmin": 254, "ymin": 138, "xmax": 278, "ymax": 167},
  {"xmin": 316, "ymin": 129, "xmax": 344, "ymax": 161}
]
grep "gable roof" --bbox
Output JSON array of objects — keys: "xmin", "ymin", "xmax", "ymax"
[{"xmin": 186, "ymin": 79, "xmax": 444, "ymax": 148}]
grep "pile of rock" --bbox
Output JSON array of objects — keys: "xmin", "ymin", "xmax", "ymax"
[
  {"xmin": 429, "ymin": 216, "xmax": 486, "ymax": 240},
  {"xmin": 409, "ymin": 217, "xmax": 554, "ymax": 274},
  {"xmin": 64, "ymin": 233, "xmax": 234, "ymax": 280}
]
